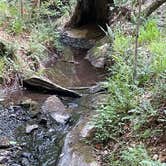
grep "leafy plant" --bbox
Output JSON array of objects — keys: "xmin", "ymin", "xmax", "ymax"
[
  {"xmin": 120, "ymin": 145, "xmax": 164, "ymax": 166},
  {"xmin": 139, "ymin": 20, "xmax": 160, "ymax": 44},
  {"xmin": 149, "ymin": 39, "xmax": 166, "ymax": 75}
]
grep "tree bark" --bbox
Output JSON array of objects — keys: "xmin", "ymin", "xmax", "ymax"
[
  {"xmin": 143, "ymin": 0, "xmax": 166, "ymax": 17},
  {"xmin": 68, "ymin": 0, "xmax": 114, "ymax": 27}
]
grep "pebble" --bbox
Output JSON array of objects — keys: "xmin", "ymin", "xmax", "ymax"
[{"xmin": 26, "ymin": 124, "xmax": 39, "ymax": 134}]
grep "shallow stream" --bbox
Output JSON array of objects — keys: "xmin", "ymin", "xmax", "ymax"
[{"xmin": 0, "ymin": 41, "xmax": 105, "ymax": 165}]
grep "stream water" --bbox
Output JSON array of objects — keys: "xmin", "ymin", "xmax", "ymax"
[{"xmin": 0, "ymin": 44, "xmax": 105, "ymax": 165}]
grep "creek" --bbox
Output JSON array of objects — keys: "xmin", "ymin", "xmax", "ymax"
[{"xmin": 0, "ymin": 27, "xmax": 105, "ymax": 165}]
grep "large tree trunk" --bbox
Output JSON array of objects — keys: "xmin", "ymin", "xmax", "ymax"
[{"xmin": 68, "ymin": 0, "xmax": 114, "ymax": 27}]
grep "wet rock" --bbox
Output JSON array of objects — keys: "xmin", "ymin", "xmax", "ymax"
[
  {"xmin": 0, "ymin": 137, "xmax": 11, "ymax": 149},
  {"xmin": 42, "ymin": 96, "xmax": 71, "ymax": 124},
  {"xmin": 23, "ymin": 76, "xmax": 81, "ymax": 98},
  {"xmin": 85, "ymin": 38, "xmax": 110, "ymax": 68},
  {"xmin": 25, "ymin": 124, "xmax": 39, "ymax": 134}
]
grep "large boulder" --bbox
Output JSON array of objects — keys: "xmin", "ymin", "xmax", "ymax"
[
  {"xmin": 42, "ymin": 95, "xmax": 71, "ymax": 124},
  {"xmin": 58, "ymin": 118, "xmax": 100, "ymax": 166},
  {"xmin": 23, "ymin": 76, "xmax": 81, "ymax": 98}
]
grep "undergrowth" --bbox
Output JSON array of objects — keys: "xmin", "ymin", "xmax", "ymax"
[{"xmin": 93, "ymin": 19, "xmax": 166, "ymax": 166}]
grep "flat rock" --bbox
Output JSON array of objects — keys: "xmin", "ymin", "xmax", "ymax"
[
  {"xmin": 23, "ymin": 76, "xmax": 81, "ymax": 98},
  {"xmin": 42, "ymin": 96, "xmax": 71, "ymax": 124},
  {"xmin": 26, "ymin": 124, "xmax": 39, "ymax": 134}
]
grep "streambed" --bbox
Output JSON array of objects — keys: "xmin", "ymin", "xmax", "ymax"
[{"xmin": 0, "ymin": 44, "xmax": 105, "ymax": 165}]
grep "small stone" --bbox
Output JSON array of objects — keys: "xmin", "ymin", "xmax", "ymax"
[
  {"xmin": 26, "ymin": 124, "xmax": 39, "ymax": 134},
  {"xmin": 21, "ymin": 152, "xmax": 31, "ymax": 159},
  {"xmin": 153, "ymin": 154, "xmax": 158, "ymax": 160},
  {"xmin": 42, "ymin": 96, "xmax": 71, "ymax": 124},
  {"xmin": 21, "ymin": 158, "xmax": 30, "ymax": 166},
  {"xmin": 20, "ymin": 99, "xmax": 40, "ymax": 117},
  {"xmin": 50, "ymin": 112, "xmax": 70, "ymax": 124},
  {"xmin": 0, "ymin": 137, "xmax": 11, "ymax": 149}
]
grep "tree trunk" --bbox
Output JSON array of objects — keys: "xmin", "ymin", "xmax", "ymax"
[{"xmin": 68, "ymin": 0, "xmax": 114, "ymax": 27}]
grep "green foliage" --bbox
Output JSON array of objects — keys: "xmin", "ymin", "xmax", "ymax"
[
  {"xmin": 94, "ymin": 33, "xmax": 138, "ymax": 142},
  {"xmin": 113, "ymin": 32, "xmax": 133, "ymax": 54},
  {"xmin": 94, "ymin": 19, "xmax": 166, "ymax": 166},
  {"xmin": 139, "ymin": 20, "xmax": 160, "ymax": 44},
  {"xmin": 120, "ymin": 145, "xmax": 164, "ymax": 166},
  {"xmin": 8, "ymin": 18, "xmax": 25, "ymax": 34},
  {"xmin": 0, "ymin": 1, "xmax": 25, "ymax": 34},
  {"xmin": 29, "ymin": 22, "xmax": 61, "ymax": 59},
  {"xmin": 149, "ymin": 39, "xmax": 166, "ymax": 75}
]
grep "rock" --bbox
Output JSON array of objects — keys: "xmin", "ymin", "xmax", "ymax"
[
  {"xmin": 20, "ymin": 99, "xmax": 40, "ymax": 117},
  {"xmin": 60, "ymin": 32, "xmax": 94, "ymax": 49},
  {"xmin": 58, "ymin": 93, "xmax": 107, "ymax": 166},
  {"xmin": 58, "ymin": 119, "xmax": 99, "ymax": 166},
  {"xmin": 23, "ymin": 76, "xmax": 81, "ymax": 98},
  {"xmin": 85, "ymin": 37, "xmax": 110, "ymax": 68},
  {"xmin": 0, "ymin": 137, "xmax": 11, "ymax": 149},
  {"xmin": 21, "ymin": 152, "xmax": 31, "ymax": 159},
  {"xmin": 153, "ymin": 154, "xmax": 158, "ymax": 160},
  {"xmin": 50, "ymin": 113, "xmax": 70, "ymax": 124},
  {"xmin": 25, "ymin": 124, "xmax": 39, "ymax": 134},
  {"xmin": 80, "ymin": 122, "xmax": 96, "ymax": 138},
  {"xmin": 21, "ymin": 158, "xmax": 30, "ymax": 166},
  {"xmin": 0, "ymin": 156, "xmax": 8, "ymax": 164},
  {"xmin": 42, "ymin": 96, "xmax": 71, "ymax": 124},
  {"xmin": 42, "ymin": 95, "xmax": 65, "ymax": 113},
  {"xmin": 20, "ymin": 99, "xmax": 38, "ymax": 109}
]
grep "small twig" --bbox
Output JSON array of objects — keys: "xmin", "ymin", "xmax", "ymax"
[{"xmin": 133, "ymin": 0, "xmax": 142, "ymax": 81}]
